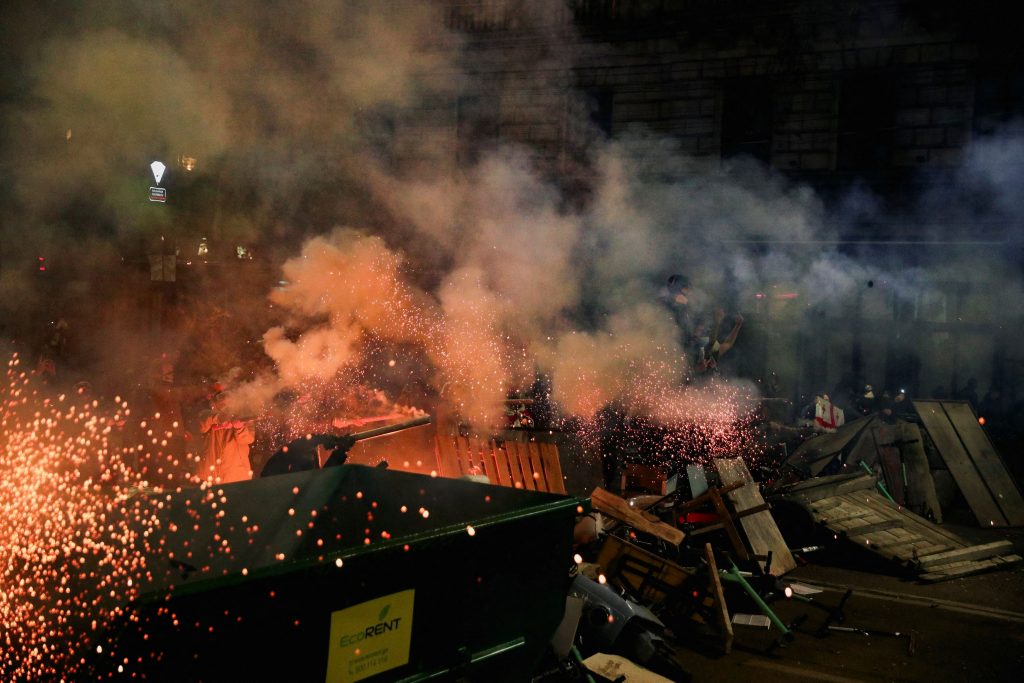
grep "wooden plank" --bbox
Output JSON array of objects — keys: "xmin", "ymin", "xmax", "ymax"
[
  {"xmin": 688, "ymin": 523, "xmax": 731, "ymax": 537},
  {"xmin": 680, "ymin": 482, "xmax": 744, "ymax": 510},
  {"xmin": 847, "ymin": 426, "xmax": 882, "ymax": 469},
  {"xmin": 780, "ymin": 471, "xmax": 875, "ymax": 494},
  {"xmin": 870, "ymin": 424, "xmax": 906, "ymax": 505},
  {"xmin": 796, "ymin": 486, "xmax": 983, "ymax": 571},
  {"xmin": 914, "ymin": 400, "xmax": 1008, "ymax": 526},
  {"xmin": 536, "ymin": 442, "xmax": 566, "ymax": 494},
  {"xmin": 505, "ymin": 441, "xmax": 535, "ymax": 490},
  {"xmin": 809, "ymin": 498, "xmax": 846, "ymax": 513},
  {"xmin": 781, "ymin": 473, "xmax": 877, "ymax": 503},
  {"xmin": 895, "ymin": 543, "xmax": 951, "ymax": 559},
  {"xmin": 714, "ymin": 458, "xmax": 796, "ymax": 576},
  {"xmin": 841, "ymin": 490, "xmax": 970, "ymax": 549},
  {"xmin": 707, "ymin": 487, "xmax": 755, "ymax": 562},
  {"xmin": 459, "ymin": 437, "xmax": 491, "ymax": 482},
  {"xmin": 515, "ymin": 441, "xmax": 539, "ymax": 490},
  {"xmin": 845, "ymin": 520, "xmax": 903, "ymax": 537},
  {"xmin": 434, "ymin": 434, "xmax": 463, "ymax": 478},
  {"xmin": 869, "ymin": 535, "xmax": 927, "ymax": 549},
  {"xmin": 916, "ymin": 541, "xmax": 1017, "ymax": 568},
  {"xmin": 452, "ymin": 436, "xmax": 470, "ymax": 475},
  {"xmin": 817, "ymin": 511, "xmax": 872, "ymax": 524},
  {"xmin": 943, "ymin": 401, "xmax": 1024, "ymax": 526},
  {"xmin": 920, "ymin": 554, "xmax": 1022, "ymax": 582},
  {"xmin": 736, "ymin": 503, "xmax": 771, "ymax": 518},
  {"xmin": 898, "ymin": 422, "xmax": 943, "ymax": 524},
  {"xmin": 582, "ymin": 654, "xmax": 677, "ymax": 683},
  {"xmin": 590, "ymin": 487, "xmax": 686, "ymax": 546},
  {"xmin": 831, "ymin": 511, "xmax": 885, "ymax": 532},
  {"xmin": 704, "ymin": 543, "xmax": 733, "ymax": 655},
  {"xmin": 488, "ymin": 441, "xmax": 513, "ymax": 487},
  {"xmin": 525, "ymin": 441, "xmax": 550, "ymax": 492},
  {"xmin": 829, "ymin": 491, "xmax": 965, "ymax": 564}
]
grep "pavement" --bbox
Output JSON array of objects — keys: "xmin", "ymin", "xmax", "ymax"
[
  {"xmin": 559, "ymin": 437, "xmax": 1024, "ymax": 682},
  {"xmin": 671, "ymin": 513, "xmax": 1024, "ymax": 682}
]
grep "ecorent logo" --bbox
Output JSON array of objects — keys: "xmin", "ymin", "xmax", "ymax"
[
  {"xmin": 326, "ymin": 589, "xmax": 415, "ymax": 683},
  {"xmin": 337, "ymin": 604, "xmax": 404, "ymax": 647}
]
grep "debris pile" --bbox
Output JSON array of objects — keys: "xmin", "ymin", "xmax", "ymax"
[{"xmin": 531, "ymin": 396, "xmax": 1023, "ymax": 682}]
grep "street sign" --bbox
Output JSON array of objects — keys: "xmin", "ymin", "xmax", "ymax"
[
  {"xmin": 150, "ymin": 160, "xmax": 166, "ymax": 184},
  {"xmin": 149, "ymin": 187, "xmax": 167, "ymax": 202}
]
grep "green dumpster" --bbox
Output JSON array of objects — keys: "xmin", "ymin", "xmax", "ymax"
[{"xmin": 92, "ymin": 465, "xmax": 582, "ymax": 681}]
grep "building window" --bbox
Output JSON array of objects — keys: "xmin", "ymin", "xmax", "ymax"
[
  {"xmin": 586, "ymin": 89, "xmax": 614, "ymax": 137},
  {"xmin": 721, "ymin": 78, "xmax": 774, "ymax": 163},
  {"xmin": 457, "ymin": 94, "xmax": 500, "ymax": 165},
  {"xmin": 837, "ymin": 72, "xmax": 899, "ymax": 171},
  {"xmin": 974, "ymin": 70, "xmax": 1024, "ymax": 135}
]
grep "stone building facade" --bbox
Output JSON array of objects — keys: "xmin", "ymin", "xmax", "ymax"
[{"xmin": 398, "ymin": 0, "xmax": 1024, "ymax": 407}]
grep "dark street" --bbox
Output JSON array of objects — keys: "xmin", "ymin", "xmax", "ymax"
[{"xmin": 3, "ymin": 1, "xmax": 1024, "ymax": 681}]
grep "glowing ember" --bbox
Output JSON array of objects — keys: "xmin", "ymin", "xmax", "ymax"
[{"xmin": 0, "ymin": 354, "xmax": 163, "ymax": 679}]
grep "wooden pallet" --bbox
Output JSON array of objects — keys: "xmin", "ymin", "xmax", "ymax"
[
  {"xmin": 434, "ymin": 432, "xmax": 567, "ymax": 494},
  {"xmin": 714, "ymin": 458, "xmax": 797, "ymax": 576},
  {"xmin": 778, "ymin": 473, "xmax": 1021, "ymax": 582},
  {"xmin": 914, "ymin": 400, "xmax": 1024, "ymax": 527}
]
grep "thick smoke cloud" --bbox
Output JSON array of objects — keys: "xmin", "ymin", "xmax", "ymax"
[{"xmin": 2, "ymin": 1, "xmax": 1021, "ymax": 429}]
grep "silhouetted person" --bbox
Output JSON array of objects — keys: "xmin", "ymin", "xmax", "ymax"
[
  {"xmin": 691, "ymin": 308, "xmax": 743, "ymax": 376},
  {"xmin": 980, "ymin": 387, "xmax": 1007, "ymax": 422},
  {"xmin": 854, "ymin": 384, "xmax": 877, "ymax": 416},
  {"xmin": 659, "ymin": 274, "xmax": 695, "ymax": 345},
  {"xmin": 955, "ymin": 377, "xmax": 980, "ymax": 409},
  {"xmin": 259, "ymin": 434, "xmax": 355, "ymax": 477}
]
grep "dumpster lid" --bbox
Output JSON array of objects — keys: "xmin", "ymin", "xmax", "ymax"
[{"xmin": 136, "ymin": 465, "xmax": 583, "ymax": 598}]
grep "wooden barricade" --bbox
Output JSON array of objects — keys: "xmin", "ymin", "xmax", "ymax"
[
  {"xmin": 914, "ymin": 399, "xmax": 1024, "ymax": 527},
  {"xmin": 714, "ymin": 457, "xmax": 797, "ymax": 576},
  {"xmin": 434, "ymin": 431, "xmax": 567, "ymax": 494}
]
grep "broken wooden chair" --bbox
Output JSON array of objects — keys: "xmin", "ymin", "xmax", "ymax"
[
  {"xmin": 595, "ymin": 535, "xmax": 732, "ymax": 654},
  {"xmin": 676, "ymin": 481, "xmax": 766, "ymax": 564}
]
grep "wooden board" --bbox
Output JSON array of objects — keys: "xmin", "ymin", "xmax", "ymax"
[
  {"xmin": 434, "ymin": 433, "xmax": 464, "ymax": 478},
  {"xmin": 942, "ymin": 401, "xmax": 1024, "ymax": 526},
  {"xmin": 870, "ymin": 423, "xmax": 906, "ymax": 505},
  {"xmin": 770, "ymin": 472, "xmax": 875, "ymax": 504},
  {"xmin": 704, "ymin": 542, "xmax": 733, "ymax": 655},
  {"xmin": 489, "ymin": 440, "xmax": 514, "ymax": 487},
  {"xmin": 778, "ymin": 481, "xmax": 1021, "ymax": 581},
  {"xmin": 898, "ymin": 422, "xmax": 943, "ymax": 523},
  {"xmin": 590, "ymin": 487, "xmax": 686, "ymax": 546},
  {"xmin": 916, "ymin": 540, "xmax": 1016, "ymax": 568},
  {"xmin": 920, "ymin": 554, "xmax": 1023, "ymax": 582},
  {"xmin": 582, "ymin": 653, "xmax": 676, "ymax": 683},
  {"xmin": 434, "ymin": 434, "xmax": 567, "ymax": 494},
  {"xmin": 846, "ymin": 426, "xmax": 882, "ymax": 471},
  {"xmin": 714, "ymin": 458, "xmax": 796, "ymax": 575},
  {"xmin": 913, "ymin": 400, "xmax": 1008, "ymax": 526},
  {"xmin": 536, "ymin": 442, "xmax": 566, "ymax": 494}
]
